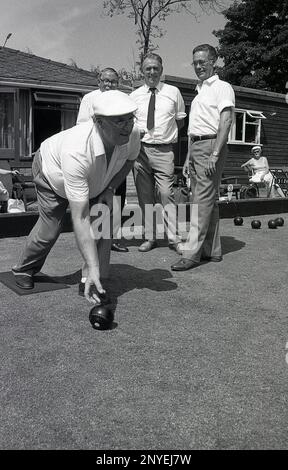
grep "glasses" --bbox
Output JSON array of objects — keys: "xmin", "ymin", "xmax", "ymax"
[
  {"xmin": 103, "ymin": 116, "xmax": 135, "ymax": 129},
  {"xmin": 99, "ymin": 79, "xmax": 119, "ymax": 86},
  {"xmin": 191, "ymin": 59, "xmax": 213, "ymax": 68}
]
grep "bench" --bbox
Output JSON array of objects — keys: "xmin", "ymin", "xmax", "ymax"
[
  {"xmin": 0, "ymin": 160, "xmax": 37, "ymax": 212},
  {"xmin": 269, "ymin": 168, "xmax": 288, "ymax": 197},
  {"xmin": 220, "ymin": 175, "xmax": 259, "ymax": 200}
]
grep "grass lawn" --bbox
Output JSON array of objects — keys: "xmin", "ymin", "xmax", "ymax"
[{"xmin": 0, "ymin": 214, "xmax": 288, "ymax": 450}]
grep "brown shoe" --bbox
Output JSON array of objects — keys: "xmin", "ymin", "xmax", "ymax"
[{"xmin": 138, "ymin": 240, "xmax": 157, "ymax": 252}]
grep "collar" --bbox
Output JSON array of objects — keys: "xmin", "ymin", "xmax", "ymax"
[
  {"xmin": 196, "ymin": 74, "xmax": 219, "ymax": 92},
  {"xmin": 143, "ymin": 82, "xmax": 163, "ymax": 93}
]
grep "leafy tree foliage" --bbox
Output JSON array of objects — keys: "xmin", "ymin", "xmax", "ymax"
[
  {"xmin": 214, "ymin": 0, "xmax": 288, "ymax": 93},
  {"xmin": 103, "ymin": 0, "xmax": 225, "ymax": 63}
]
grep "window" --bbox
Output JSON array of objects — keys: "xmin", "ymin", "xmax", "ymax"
[
  {"xmin": 229, "ymin": 109, "xmax": 266, "ymax": 145},
  {"xmin": 33, "ymin": 91, "xmax": 81, "ymax": 150},
  {"xmin": 33, "ymin": 92, "xmax": 81, "ymax": 105},
  {"xmin": 0, "ymin": 92, "xmax": 14, "ymax": 149}
]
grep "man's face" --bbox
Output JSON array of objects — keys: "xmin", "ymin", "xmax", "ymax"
[
  {"xmin": 99, "ymin": 70, "xmax": 119, "ymax": 92},
  {"xmin": 98, "ymin": 113, "xmax": 135, "ymax": 146},
  {"xmin": 192, "ymin": 50, "xmax": 215, "ymax": 82},
  {"xmin": 142, "ymin": 58, "xmax": 163, "ymax": 88}
]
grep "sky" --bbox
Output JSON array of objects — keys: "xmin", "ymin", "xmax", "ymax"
[{"xmin": 0, "ymin": 0, "xmax": 234, "ymax": 79}]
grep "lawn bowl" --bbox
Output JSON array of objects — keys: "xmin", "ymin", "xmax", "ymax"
[
  {"xmin": 275, "ymin": 217, "xmax": 284, "ymax": 227},
  {"xmin": 89, "ymin": 305, "xmax": 114, "ymax": 330},
  {"xmin": 268, "ymin": 219, "xmax": 277, "ymax": 229},
  {"xmin": 251, "ymin": 220, "xmax": 261, "ymax": 229},
  {"xmin": 234, "ymin": 216, "xmax": 243, "ymax": 226}
]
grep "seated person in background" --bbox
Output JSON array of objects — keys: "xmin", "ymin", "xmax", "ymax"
[
  {"xmin": 241, "ymin": 145, "xmax": 284, "ymax": 198},
  {"xmin": 0, "ymin": 168, "xmax": 20, "ymax": 206}
]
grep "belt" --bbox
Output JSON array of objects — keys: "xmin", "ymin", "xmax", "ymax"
[
  {"xmin": 190, "ymin": 134, "xmax": 217, "ymax": 142},
  {"xmin": 142, "ymin": 142, "xmax": 172, "ymax": 147}
]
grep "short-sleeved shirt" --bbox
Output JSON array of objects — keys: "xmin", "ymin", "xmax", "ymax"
[
  {"xmin": 246, "ymin": 157, "xmax": 269, "ymax": 174},
  {"xmin": 76, "ymin": 89, "xmax": 102, "ymax": 124},
  {"xmin": 130, "ymin": 82, "xmax": 186, "ymax": 144},
  {"xmin": 188, "ymin": 74, "xmax": 235, "ymax": 135},
  {"xmin": 40, "ymin": 122, "xmax": 140, "ymax": 202}
]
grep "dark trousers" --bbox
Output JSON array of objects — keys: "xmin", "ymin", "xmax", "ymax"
[{"xmin": 115, "ymin": 179, "xmax": 126, "ymax": 213}]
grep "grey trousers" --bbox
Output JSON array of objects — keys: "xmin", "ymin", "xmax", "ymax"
[
  {"xmin": 181, "ymin": 139, "xmax": 227, "ymax": 262},
  {"xmin": 133, "ymin": 143, "xmax": 180, "ymax": 243},
  {"xmin": 14, "ymin": 150, "xmax": 112, "ymax": 279}
]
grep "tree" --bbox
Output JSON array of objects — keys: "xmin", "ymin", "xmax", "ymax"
[
  {"xmin": 103, "ymin": 0, "xmax": 226, "ymax": 63},
  {"xmin": 214, "ymin": 0, "xmax": 288, "ymax": 93}
]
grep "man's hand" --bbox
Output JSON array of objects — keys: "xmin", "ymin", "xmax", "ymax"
[
  {"xmin": 84, "ymin": 266, "xmax": 106, "ymax": 304},
  {"xmin": 182, "ymin": 157, "xmax": 189, "ymax": 178},
  {"xmin": 205, "ymin": 155, "xmax": 218, "ymax": 176},
  {"xmin": 97, "ymin": 187, "xmax": 114, "ymax": 211},
  {"xmin": 140, "ymin": 129, "xmax": 146, "ymax": 139}
]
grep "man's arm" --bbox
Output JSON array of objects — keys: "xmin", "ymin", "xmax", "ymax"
[
  {"xmin": 182, "ymin": 135, "xmax": 191, "ymax": 178},
  {"xmin": 205, "ymin": 107, "xmax": 233, "ymax": 176},
  {"xmin": 69, "ymin": 199, "xmax": 105, "ymax": 303}
]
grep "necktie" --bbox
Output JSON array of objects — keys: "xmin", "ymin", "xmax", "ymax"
[{"xmin": 147, "ymin": 88, "xmax": 156, "ymax": 130}]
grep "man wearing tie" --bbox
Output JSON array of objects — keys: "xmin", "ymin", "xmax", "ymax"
[{"xmin": 130, "ymin": 53, "xmax": 186, "ymax": 252}]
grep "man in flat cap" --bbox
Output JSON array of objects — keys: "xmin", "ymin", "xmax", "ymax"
[{"xmin": 12, "ymin": 90, "xmax": 140, "ymax": 304}]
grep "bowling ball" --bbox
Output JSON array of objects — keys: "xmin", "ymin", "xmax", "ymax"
[
  {"xmin": 234, "ymin": 216, "xmax": 243, "ymax": 226},
  {"xmin": 275, "ymin": 217, "xmax": 284, "ymax": 227},
  {"xmin": 89, "ymin": 305, "xmax": 114, "ymax": 330},
  {"xmin": 251, "ymin": 220, "xmax": 261, "ymax": 229},
  {"xmin": 268, "ymin": 219, "xmax": 277, "ymax": 229}
]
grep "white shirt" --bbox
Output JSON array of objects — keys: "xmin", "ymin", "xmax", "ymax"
[
  {"xmin": 40, "ymin": 121, "xmax": 140, "ymax": 201},
  {"xmin": 130, "ymin": 82, "xmax": 186, "ymax": 144},
  {"xmin": 246, "ymin": 157, "xmax": 269, "ymax": 174},
  {"xmin": 188, "ymin": 75, "xmax": 235, "ymax": 136},
  {"xmin": 76, "ymin": 89, "xmax": 102, "ymax": 124}
]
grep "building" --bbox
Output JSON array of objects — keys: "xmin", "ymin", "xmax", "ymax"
[
  {"xmin": 0, "ymin": 47, "xmax": 128, "ymax": 165},
  {"xmin": 1, "ymin": 48, "xmax": 287, "ymax": 175}
]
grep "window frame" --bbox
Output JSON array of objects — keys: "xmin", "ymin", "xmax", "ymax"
[{"xmin": 228, "ymin": 108, "xmax": 266, "ymax": 145}]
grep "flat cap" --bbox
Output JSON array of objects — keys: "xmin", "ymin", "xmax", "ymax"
[{"xmin": 92, "ymin": 90, "xmax": 137, "ymax": 116}]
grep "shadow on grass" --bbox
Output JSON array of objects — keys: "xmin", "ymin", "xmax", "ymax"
[
  {"xmin": 53, "ymin": 264, "xmax": 177, "ymax": 311},
  {"xmin": 221, "ymin": 236, "xmax": 246, "ymax": 256},
  {"xmin": 106, "ymin": 264, "xmax": 178, "ymax": 315},
  {"xmin": 109, "ymin": 263, "xmax": 177, "ymax": 293},
  {"xmin": 53, "ymin": 270, "xmax": 82, "ymax": 285}
]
